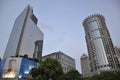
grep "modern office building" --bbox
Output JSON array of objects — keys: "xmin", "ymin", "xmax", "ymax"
[
  {"xmin": 0, "ymin": 57, "xmax": 37, "ymax": 79},
  {"xmin": 42, "ymin": 51, "xmax": 76, "ymax": 73},
  {"xmin": 83, "ymin": 14, "xmax": 120, "ymax": 75},
  {"xmin": 3, "ymin": 5, "xmax": 43, "ymax": 62},
  {"xmin": 80, "ymin": 54, "xmax": 90, "ymax": 77}
]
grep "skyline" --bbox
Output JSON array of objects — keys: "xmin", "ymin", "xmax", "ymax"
[{"xmin": 0, "ymin": 0, "xmax": 120, "ymax": 72}]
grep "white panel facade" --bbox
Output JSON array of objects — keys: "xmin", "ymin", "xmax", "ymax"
[
  {"xmin": 3, "ymin": 6, "xmax": 29, "ymax": 59},
  {"xmin": 19, "ymin": 15, "xmax": 43, "ymax": 58},
  {"xmin": 3, "ymin": 5, "xmax": 43, "ymax": 60}
]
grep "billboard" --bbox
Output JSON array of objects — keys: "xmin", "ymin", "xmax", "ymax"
[
  {"xmin": 0, "ymin": 57, "xmax": 37, "ymax": 79},
  {"xmin": 2, "ymin": 58, "xmax": 22, "ymax": 78}
]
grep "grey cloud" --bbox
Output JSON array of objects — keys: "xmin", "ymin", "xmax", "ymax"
[{"xmin": 40, "ymin": 23, "xmax": 54, "ymax": 32}]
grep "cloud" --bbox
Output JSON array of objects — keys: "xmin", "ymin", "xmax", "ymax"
[
  {"xmin": 58, "ymin": 35, "xmax": 87, "ymax": 53},
  {"xmin": 39, "ymin": 22, "xmax": 54, "ymax": 32}
]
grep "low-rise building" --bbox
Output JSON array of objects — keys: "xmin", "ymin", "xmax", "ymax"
[{"xmin": 42, "ymin": 51, "xmax": 76, "ymax": 73}]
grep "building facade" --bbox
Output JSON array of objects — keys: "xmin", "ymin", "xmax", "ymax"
[
  {"xmin": 42, "ymin": 51, "xmax": 76, "ymax": 73},
  {"xmin": 80, "ymin": 54, "xmax": 90, "ymax": 77},
  {"xmin": 3, "ymin": 5, "xmax": 43, "ymax": 62},
  {"xmin": 114, "ymin": 46, "xmax": 120, "ymax": 64},
  {"xmin": 83, "ymin": 14, "xmax": 119, "ymax": 75}
]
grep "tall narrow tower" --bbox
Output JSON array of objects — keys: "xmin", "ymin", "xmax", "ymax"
[
  {"xmin": 83, "ymin": 14, "xmax": 119, "ymax": 75},
  {"xmin": 80, "ymin": 54, "xmax": 90, "ymax": 77},
  {"xmin": 3, "ymin": 5, "xmax": 43, "ymax": 62}
]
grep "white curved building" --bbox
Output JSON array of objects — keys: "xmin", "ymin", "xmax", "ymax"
[{"xmin": 83, "ymin": 14, "xmax": 119, "ymax": 75}]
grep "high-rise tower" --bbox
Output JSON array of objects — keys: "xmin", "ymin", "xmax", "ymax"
[
  {"xmin": 83, "ymin": 14, "xmax": 119, "ymax": 75},
  {"xmin": 0, "ymin": 6, "xmax": 43, "ymax": 79},
  {"xmin": 3, "ymin": 5, "xmax": 43, "ymax": 62}
]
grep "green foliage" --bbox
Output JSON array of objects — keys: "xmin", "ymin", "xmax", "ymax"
[
  {"xmin": 30, "ymin": 58, "xmax": 120, "ymax": 80},
  {"xmin": 57, "ymin": 70, "xmax": 82, "ymax": 80},
  {"xmin": 57, "ymin": 74, "xmax": 69, "ymax": 80},
  {"xmin": 92, "ymin": 74, "xmax": 100, "ymax": 80},
  {"xmin": 91, "ymin": 71, "xmax": 120, "ymax": 80},
  {"xmin": 33, "ymin": 58, "xmax": 39, "ymax": 62},
  {"xmin": 30, "ymin": 58, "xmax": 82, "ymax": 80},
  {"xmin": 30, "ymin": 58, "xmax": 63, "ymax": 80},
  {"xmin": 66, "ymin": 70, "xmax": 82, "ymax": 80},
  {"xmin": 30, "ymin": 67, "xmax": 40, "ymax": 79},
  {"xmin": 23, "ymin": 54, "xmax": 28, "ymax": 58},
  {"xmin": 83, "ymin": 71, "xmax": 120, "ymax": 80},
  {"xmin": 35, "ymin": 74, "xmax": 42, "ymax": 80},
  {"xmin": 98, "ymin": 71, "xmax": 120, "ymax": 80},
  {"xmin": 117, "ymin": 72, "xmax": 120, "ymax": 77},
  {"xmin": 83, "ymin": 77, "xmax": 92, "ymax": 80},
  {"xmin": 39, "ymin": 58, "xmax": 63, "ymax": 80}
]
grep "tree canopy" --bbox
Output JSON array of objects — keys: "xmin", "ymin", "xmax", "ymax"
[
  {"xmin": 57, "ymin": 70, "xmax": 82, "ymax": 80},
  {"xmin": 30, "ymin": 67, "xmax": 40, "ymax": 79},
  {"xmin": 67, "ymin": 70, "xmax": 82, "ymax": 80},
  {"xmin": 97, "ymin": 71, "xmax": 120, "ymax": 80},
  {"xmin": 83, "ymin": 71, "xmax": 120, "ymax": 80},
  {"xmin": 30, "ymin": 58, "xmax": 63, "ymax": 80},
  {"xmin": 30, "ymin": 58, "xmax": 120, "ymax": 80}
]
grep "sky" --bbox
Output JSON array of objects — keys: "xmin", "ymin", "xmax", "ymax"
[{"xmin": 0, "ymin": 0, "xmax": 120, "ymax": 72}]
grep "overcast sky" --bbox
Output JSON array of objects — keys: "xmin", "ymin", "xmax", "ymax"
[{"xmin": 0, "ymin": 0, "xmax": 120, "ymax": 72}]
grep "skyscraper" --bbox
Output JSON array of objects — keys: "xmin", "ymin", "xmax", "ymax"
[
  {"xmin": 83, "ymin": 14, "xmax": 119, "ymax": 75},
  {"xmin": 80, "ymin": 54, "xmax": 90, "ymax": 77},
  {"xmin": 0, "ymin": 6, "xmax": 42, "ymax": 79},
  {"xmin": 3, "ymin": 5, "xmax": 43, "ymax": 62}
]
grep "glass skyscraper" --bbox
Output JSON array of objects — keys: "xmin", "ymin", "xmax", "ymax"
[
  {"xmin": 0, "ymin": 5, "xmax": 42, "ymax": 79},
  {"xmin": 3, "ymin": 5, "xmax": 43, "ymax": 62},
  {"xmin": 83, "ymin": 14, "xmax": 119, "ymax": 75}
]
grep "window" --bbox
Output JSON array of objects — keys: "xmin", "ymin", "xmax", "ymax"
[
  {"xmin": 31, "ymin": 14, "xmax": 38, "ymax": 24},
  {"xmin": 88, "ymin": 20, "xmax": 98, "ymax": 31}
]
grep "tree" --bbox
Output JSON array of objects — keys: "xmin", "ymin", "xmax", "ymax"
[
  {"xmin": 57, "ymin": 74, "xmax": 69, "ymax": 80},
  {"xmin": 83, "ymin": 77, "xmax": 92, "ymax": 80},
  {"xmin": 23, "ymin": 54, "xmax": 28, "ymax": 58},
  {"xmin": 98, "ymin": 71, "xmax": 120, "ymax": 80},
  {"xmin": 92, "ymin": 74, "xmax": 100, "ymax": 80},
  {"xmin": 66, "ymin": 70, "xmax": 82, "ymax": 80},
  {"xmin": 34, "ymin": 58, "xmax": 39, "ymax": 62},
  {"xmin": 39, "ymin": 58, "xmax": 63, "ymax": 80},
  {"xmin": 91, "ymin": 71, "xmax": 120, "ymax": 80},
  {"xmin": 30, "ymin": 67, "xmax": 40, "ymax": 79},
  {"xmin": 30, "ymin": 58, "xmax": 63, "ymax": 80},
  {"xmin": 116, "ymin": 71, "xmax": 120, "ymax": 78},
  {"xmin": 83, "ymin": 71, "xmax": 120, "ymax": 80},
  {"xmin": 58, "ymin": 70, "xmax": 82, "ymax": 80}
]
